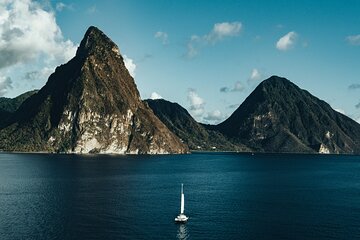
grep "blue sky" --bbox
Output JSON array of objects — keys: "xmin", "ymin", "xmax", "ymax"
[{"xmin": 0, "ymin": 0, "xmax": 360, "ymax": 124}]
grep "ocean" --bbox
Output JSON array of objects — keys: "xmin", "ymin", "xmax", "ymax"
[{"xmin": 0, "ymin": 152, "xmax": 359, "ymax": 239}]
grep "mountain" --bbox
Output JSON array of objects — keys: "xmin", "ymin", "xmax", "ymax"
[
  {"xmin": 1, "ymin": 28, "xmax": 358, "ymax": 155},
  {"xmin": 0, "ymin": 90, "xmax": 38, "ymax": 113},
  {"xmin": 0, "ymin": 90, "xmax": 38, "ymax": 127},
  {"xmin": 145, "ymin": 99, "xmax": 249, "ymax": 151},
  {"xmin": 0, "ymin": 26, "xmax": 188, "ymax": 154},
  {"xmin": 214, "ymin": 76, "xmax": 360, "ymax": 154}
]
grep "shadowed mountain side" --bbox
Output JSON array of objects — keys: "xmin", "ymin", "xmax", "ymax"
[{"xmin": 0, "ymin": 90, "xmax": 38, "ymax": 127}]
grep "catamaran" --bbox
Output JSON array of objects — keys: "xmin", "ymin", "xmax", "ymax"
[{"xmin": 175, "ymin": 183, "xmax": 189, "ymax": 223}]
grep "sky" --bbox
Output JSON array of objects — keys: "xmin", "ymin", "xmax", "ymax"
[{"xmin": 0, "ymin": 0, "xmax": 360, "ymax": 124}]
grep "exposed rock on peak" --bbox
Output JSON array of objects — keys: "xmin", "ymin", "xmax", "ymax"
[
  {"xmin": 76, "ymin": 26, "xmax": 120, "ymax": 59},
  {"xmin": 0, "ymin": 26, "xmax": 188, "ymax": 154}
]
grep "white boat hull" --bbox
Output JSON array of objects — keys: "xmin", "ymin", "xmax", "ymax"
[{"xmin": 175, "ymin": 214, "xmax": 189, "ymax": 222}]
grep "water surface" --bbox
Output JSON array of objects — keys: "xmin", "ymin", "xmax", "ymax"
[{"xmin": 0, "ymin": 153, "xmax": 359, "ymax": 239}]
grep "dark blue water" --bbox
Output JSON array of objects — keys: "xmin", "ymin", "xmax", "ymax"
[{"xmin": 0, "ymin": 153, "xmax": 359, "ymax": 239}]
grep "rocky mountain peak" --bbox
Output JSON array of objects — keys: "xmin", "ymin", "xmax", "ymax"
[
  {"xmin": 76, "ymin": 26, "xmax": 120, "ymax": 59},
  {"xmin": 0, "ymin": 26, "xmax": 188, "ymax": 154}
]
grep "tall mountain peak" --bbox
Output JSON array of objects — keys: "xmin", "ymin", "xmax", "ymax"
[
  {"xmin": 76, "ymin": 26, "xmax": 120, "ymax": 59},
  {"xmin": 0, "ymin": 26, "xmax": 188, "ymax": 154}
]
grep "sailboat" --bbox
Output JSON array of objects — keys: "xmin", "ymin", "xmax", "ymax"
[{"xmin": 175, "ymin": 183, "xmax": 189, "ymax": 223}]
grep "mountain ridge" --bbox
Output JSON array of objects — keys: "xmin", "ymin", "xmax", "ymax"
[
  {"xmin": 1, "ymin": 27, "xmax": 359, "ymax": 154},
  {"xmin": 146, "ymin": 76, "xmax": 360, "ymax": 154}
]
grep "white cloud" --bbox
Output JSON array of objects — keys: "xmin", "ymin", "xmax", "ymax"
[
  {"xmin": 205, "ymin": 22, "xmax": 242, "ymax": 44},
  {"xmin": 186, "ymin": 21, "xmax": 242, "ymax": 58},
  {"xmin": 187, "ymin": 89, "xmax": 205, "ymax": 117},
  {"xmin": 276, "ymin": 31, "xmax": 298, "ymax": 51},
  {"xmin": 56, "ymin": 2, "xmax": 73, "ymax": 12},
  {"xmin": 0, "ymin": 0, "xmax": 76, "ymax": 69},
  {"xmin": 0, "ymin": 0, "xmax": 77, "ymax": 96},
  {"xmin": 346, "ymin": 35, "xmax": 360, "ymax": 46},
  {"xmin": 123, "ymin": 55, "xmax": 136, "ymax": 77},
  {"xmin": 0, "ymin": 76, "xmax": 13, "ymax": 96},
  {"xmin": 249, "ymin": 68, "xmax": 262, "ymax": 81},
  {"xmin": 154, "ymin": 31, "xmax": 168, "ymax": 45},
  {"xmin": 204, "ymin": 110, "xmax": 225, "ymax": 123},
  {"xmin": 150, "ymin": 92, "xmax": 162, "ymax": 100}
]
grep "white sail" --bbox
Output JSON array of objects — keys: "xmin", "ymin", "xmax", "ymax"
[
  {"xmin": 181, "ymin": 193, "xmax": 185, "ymax": 214},
  {"xmin": 175, "ymin": 183, "xmax": 189, "ymax": 222},
  {"xmin": 180, "ymin": 184, "xmax": 185, "ymax": 214}
]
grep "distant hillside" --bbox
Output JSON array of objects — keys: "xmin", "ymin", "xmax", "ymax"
[
  {"xmin": 0, "ymin": 90, "xmax": 38, "ymax": 113},
  {"xmin": 145, "ymin": 99, "xmax": 249, "ymax": 151},
  {"xmin": 0, "ymin": 90, "xmax": 38, "ymax": 127}
]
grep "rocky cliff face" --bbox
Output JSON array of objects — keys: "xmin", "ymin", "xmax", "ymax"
[
  {"xmin": 215, "ymin": 76, "xmax": 360, "ymax": 154},
  {"xmin": 0, "ymin": 26, "xmax": 188, "ymax": 154}
]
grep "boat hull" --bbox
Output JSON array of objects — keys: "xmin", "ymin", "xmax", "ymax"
[{"xmin": 175, "ymin": 214, "xmax": 189, "ymax": 223}]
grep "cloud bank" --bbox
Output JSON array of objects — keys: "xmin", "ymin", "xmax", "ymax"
[
  {"xmin": 0, "ymin": 0, "xmax": 76, "ymax": 69},
  {"xmin": 0, "ymin": 0, "xmax": 77, "ymax": 96}
]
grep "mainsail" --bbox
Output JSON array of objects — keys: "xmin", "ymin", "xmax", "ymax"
[{"xmin": 180, "ymin": 183, "xmax": 185, "ymax": 214}]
